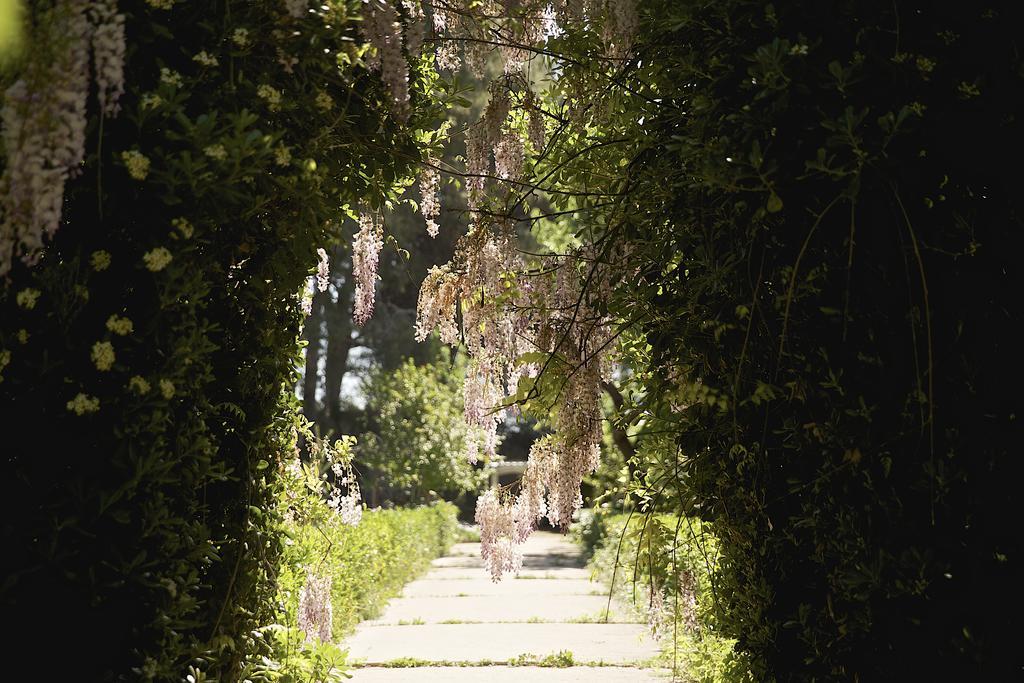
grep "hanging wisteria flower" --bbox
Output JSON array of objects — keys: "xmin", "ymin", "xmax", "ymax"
[
  {"xmin": 15, "ymin": 288, "xmax": 40, "ymax": 310},
  {"xmin": 362, "ymin": 0, "xmax": 409, "ymax": 122},
  {"xmin": 106, "ymin": 315, "xmax": 133, "ymax": 336},
  {"xmin": 299, "ymin": 277, "xmax": 315, "ymax": 316},
  {"xmin": 128, "ymin": 376, "xmax": 151, "ymax": 394},
  {"xmin": 192, "ymin": 50, "xmax": 219, "ymax": 67},
  {"xmin": 298, "ymin": 570, "xmax": 333, "ymax": 642},
  {"xmin": 88, "ymin": 0, "xmax": 126, "ymax": 116},
  {"xmin": 91, "ymin": 250, "xmax": 112, "ymax": 270},
  {"xmin": 159, "ymin": 379, "xmax": 175, "ymax": 399},
  {"xmin": 122, "ymin": 150, "xmax": 151, "ymax": 180},
  {"xmin": 67, "ymin": 392, "xmax": 100, "ymax": 415},
  {"xmin": 143, "ymin": 247, "xmax": 173, "ymax": 271},
  {"xmin": 0, "ymin": 0, "xmax": 90, "ymax": 277},
  {"xmin": 91, "ymin": 341, "xmax": 115, "ymax": 371},
  {"xmin": 204, "ymin": 144, "xmax": 227, "ymax": 161},
  {"xmin": 418, "ymin": 158, "xmax": 441, "ymax": 238},
  {"xmin": 351, "ymin": 212, "xmax": 383, "ymax": 326},
  {"xmin": 475, "ymin": 488, "xmax": 524, "ymax": 581},
  {"xmin": 316, "ymin": 248, "xmax": 330, "ymax": 292}
]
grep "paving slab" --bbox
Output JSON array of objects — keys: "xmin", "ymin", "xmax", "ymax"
[
  {"xmin": 349, "ymin": 666, "xmax": 668, "ymax": 681},
  {"xmin": 403, "ymin": 577, "xmax": 598, "ymax": 598},
  {"xmin": 367, "ymin": 594, "xmax": 637, "ymax": 624},
  {"xmin": 345, "ymin": 623, "xmax": 659, "ymax": 664},
  {"xmin": 424, "ymin": 566, "xmax": 592, "ymax": 581}
]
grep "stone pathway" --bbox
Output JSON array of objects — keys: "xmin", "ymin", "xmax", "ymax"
[{"xmin": 344, "ymin": 531, "xmax": 666, "ymax": 681}]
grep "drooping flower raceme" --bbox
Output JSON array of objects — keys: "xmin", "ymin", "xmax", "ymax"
[
  {"xmin": 362, "ymin": 0, "xmax": 410, "ymax": 122},
  {"xmin": 418, "ymin": 158, "xmax": 441, "ymax": 238},
  {"xmin": 316, "ymin": 247, "xmax": 330, "ymax": 292},
  {"xmin": 351, "ymin": 212, "xmax": 383, "ymax": 326},
  {"xmin": 298, "ymin": 570, "xmax": 333, "ymax": 642},
  {"xmin": 0, "ymin": 0, "xmax": 93, "ymax": 278}
]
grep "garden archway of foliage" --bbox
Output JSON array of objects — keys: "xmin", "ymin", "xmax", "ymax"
[
  {"xmin": 2, "ymin": 0, "xmax": 1022, "ymax": 680},
  {"xmin": 0, "ymin": 0, "xmax": 457, "ymax": 679}
]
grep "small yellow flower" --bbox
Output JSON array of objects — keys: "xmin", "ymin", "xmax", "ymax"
[
  {"xmin": 0, "ymin": 349, "xmax": 10, "ymax": 380},
  {"xmin": 15, "ymin": 288, "xmax": 40, "ymax": 309},
  {"xmin": 141, "ymin": 93, "xmax": 163, "ymax": 109},
  {"xmin": 159, "ymin": 67, "xmax": 183, "ymax": 87},
  {"xmin": 159, "ymin": 379, "xmax": 175, "ymax": 399},
  {"xmin": 146, "ymin": 0, "xmax": 174, "ymax": 9},
  {"xmin": 192, "ymin": 51, "xmax": 219, "ymax": 67},
  {"xmin": 204, "ymin": 144, "xmax": 227, "ymax": 161},
  {"xmin": 257, "ymin": 84, "xmax": 282, "ymax": 111},
  {"xmin": 128, "ymin": 376, "xmax": 151, "ymax": 394},
  {"xmin": 143, "ymin": 247, "xmax": 173, "ymax": 272},
  {"xmin": 274, "ymin": 144, "xmax": 292, "ymax": 167},
  {"xmin": 232, "ymin": 28, "xmax": 250, "ymax": 48},
  {"xmin": 67, "ymin": 392, "xmax": 101, "ymax": 415},
  {"xmin": 74, "ymin": 284, "xmax": 89, "ymax": 301},
  {"xmin": 106, "ymin": 315, "xmax": 134, "ymax": 336},
  {"xmin": 122, "ymin": 150, "xmax": 151, "ymax": 180},
  {"xmin": 91, "ymin": 341, "xmax": 115, "ymax": 371},
  {"xmin": 315, "ymin": 92, "xmax": 334, "ymax": 112},
  {"xmin": 91, "ymin": 250, "xmax": 112, "ymax": 270},
  {"xmin": 16, "ymin": 329, "xmax": 28, "ymax": 344},
  {"xmin": 172, "ymin": 217, "xmax": 194, "ymax": 238}
]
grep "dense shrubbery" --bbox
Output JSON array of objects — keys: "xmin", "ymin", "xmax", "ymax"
[
  {"xmin": 357, "ymin": 354, "xmax": 487, "ymax": 506},
  {"xmin": 597, "ymin": 1, "xmax": 1022, "ymax": 678},
  {"xmin": 0, "ymin": 1, "xmax": 449, "ymax": 678}
]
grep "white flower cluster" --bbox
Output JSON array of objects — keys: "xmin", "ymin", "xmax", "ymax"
[
  {"xmin": 465, "ymin": 85, "xmax": 511, "ymax": 210},
  {"xmin": 474, "ymin": 489, "xmax": 524, "ymax": 581},
  {"xmin": 315, "ymin": 247, "xmax": 330, "ymax": 292},
  {"xmin": 351, "ymin": 212, "xmax": 383, "ymax": 326},
  {"xmin": 88, "ymin": 0, "xmax": 127, "ymax": 116},
  {"xmin": 298, "ymin": 570, "xmax": 333, "ymax": 642},
  {"xmin": 415, "ymin": 222, "xmax": 616, "ymax": 578},
  {"xmin": 362, "ymin": 0, "xmax": 410, "ymax": 122},
  {"xmin": 0, "ymin": 0, "xmax": 114, "ymax": 278},
  {"xmin": 418, "ymin": 157, "xmax": 441, "ymax": 237}
]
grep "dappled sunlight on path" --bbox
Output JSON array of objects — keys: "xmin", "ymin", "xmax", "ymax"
[{"xmin": 344, "ymin": 531, "xmax": 666, "ymax": 680}]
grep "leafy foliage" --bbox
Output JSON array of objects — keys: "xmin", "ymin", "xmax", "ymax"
[
  {"xmin": 358, "ymin": 354, "xmax": 487, "ymax": 505},
  {"xmin": 555, "ymin": 1, "xmax": 1023, "ymax": 679},
  {"xmin": 0, "ymin": 1, "xmax": 448, "ymax": 678},
  {"xmin": 576, "ymin": 510, "xmax": 748, "ymax": 682}
]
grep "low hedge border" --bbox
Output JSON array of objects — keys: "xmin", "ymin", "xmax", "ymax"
[{"xmin": 281, "ymin": 501, "xmax": 459, "ymax": 639}]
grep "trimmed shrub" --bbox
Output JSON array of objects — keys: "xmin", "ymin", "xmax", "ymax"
[{"xmin": 280, "ymin": 502, "xmax": 459, "ymax": 638}]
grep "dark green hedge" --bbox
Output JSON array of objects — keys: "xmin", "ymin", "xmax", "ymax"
[
  {"xmin": 0, "ymin": 1, "xmax": 442, "ymax": 679},
  {"xmin": 618, "ymin": 1, "xmax": 1022, "ymax": 679}
]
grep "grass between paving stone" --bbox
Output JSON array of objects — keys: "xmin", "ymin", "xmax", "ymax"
[
  {"xmin": 353, "ymin": 653, "xmax": 660, "ymax": 668},
  {"xmin": 404, "ymin": 609, "xmax": 639, "ymax": 625}
]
